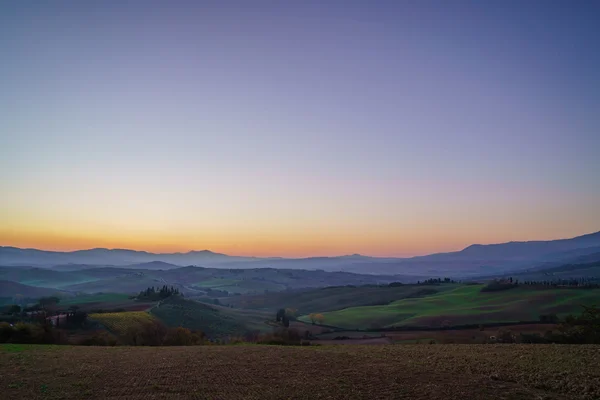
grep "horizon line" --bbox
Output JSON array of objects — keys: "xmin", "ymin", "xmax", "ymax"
[{"xmin": 1, "ymin": 230, "xmax": 598, "ymax": 259}]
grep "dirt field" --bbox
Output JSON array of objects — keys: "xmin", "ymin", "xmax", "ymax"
[{"xmin": 1, "ymin": 344, "xmax": 599, "ymax": 399}]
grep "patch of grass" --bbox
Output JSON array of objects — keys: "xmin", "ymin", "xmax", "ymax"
[
  {"xmin": 230, "ymin": 284, "xmax": 458, "ymax": 314},
  {"xmin": 151, "ymin": 296, "xmax": 271, "ymax": 338},
  {"xmin": 0, "ymin": 344, "xmax": 63, "ymax": 354},
  {"xmin": 88, "ymin": 311, "xmax": 156, "ymax": 336},
  {"xmin": 303, "ymin": 285, "xmax": 600, "ymax": 329},
  {"xmin": 1, "ymin": 344, "xmax": 29, "ymax": 353}
]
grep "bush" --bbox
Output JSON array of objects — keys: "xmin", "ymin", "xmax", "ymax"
[
  {"xmin": 123, "ymin": 320, "xmax": 168, "ymax": 346},
  {"xmin": 0, "ymin": 321, "xmax": 66, "ymax": 344},
  {"xmin": 163, "ymin": 327, "xmax": 205, "ymax": 346},
  {"xmin": 0, "ymin": 322, "xmax": 13, "ymax": 342},
  {"xmin": 539, "ymin": 314, "xmax": 559, "ymax": 323},
  {"xmin": 79, "ymin": 332, "xmax": 118, "ymax": 346},
  {"xmin": 256, "ymin": 328, "xmax": 304, "ymax": 346},
  {"xmin": 520, "ymin": 333, "xmax": 548, "ymax": 344},
  {"xmin": 556, "ymin": 305, "xmax": 600, "ymax": 344},
  {"xmin": 496, "ymin": 329, "xmax": 517, "ymax": 343}
]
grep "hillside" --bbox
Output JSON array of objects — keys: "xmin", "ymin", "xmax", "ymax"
[
  {"xmin": 0, "ymin": 265, "xmax": 402, "ymax": 295},
  {"xmin": 150, "ymin": 296, "xmax": 271, "ymax": 338},
  {"xmin": 304, "ymin": 285, "xmax": 600, "ymax": 329},
  {"xmin": 1, "ymin": 344, "xmax": 599, "ymax": 400},
  {"xmin": 227, "ymin": 284, "xmax": 458, "ymax": 314},
  {"xmin": 0, "ymin": 266, "xmax": 98, "ymax": 288},
  {"xmin": 507, "ymin": 261, "xmax": 600, "ymax": 282},
  {"xmin": 0, "ymin": 280, "xmax": 64, "ymax": 299}
]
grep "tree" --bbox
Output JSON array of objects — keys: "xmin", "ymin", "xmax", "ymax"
[
  {"xmin": 69, "ymin": 311, "xmax": 88, "ymax": 327},
  {"xmin": 39, "ymin": 296, "xmax": 60, "ymax": 308},
  {"xmin": 12, "ymin": 294, "xmax": 23, "ymax": 306},
  {"xmin": 310, "ymin": 313, "xmax": 325, "ymax": 325},
  {"xmin": 285, "ymin": 308, "xmax": 297, "ymax": 318},
  {"xmin": 558, "ymin": 305, "xmax": 600, "ymax": 343},
  {"xmin": 7, "ymin": 305, "xmax": 21, "ymax": 315},
  {"xmin": 276, "ymin": 308, "xmax": 286, "ymax": 322}
]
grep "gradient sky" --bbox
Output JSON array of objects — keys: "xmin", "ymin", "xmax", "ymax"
[{"xmin": 1, "ymin": 1, "xmax": 599, "ymax": 257}]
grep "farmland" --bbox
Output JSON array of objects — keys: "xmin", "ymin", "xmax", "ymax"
[
  {"xmin": 58, "ymin": 293, "xmax": 156, "ymax": 313},
  {"xmin": 88, "ymin": 311, "xmax": 156, "ymax": 336},
  {"xmin": 298, "ymin": 285, "xmax": 600, "ymax": 329},
  {"xmin": 60, "ymin": 293, "xmax": 131, "ymax": 305},
  {"xmin": 1, "ymin": 344, "xmax": 599, "ymax": 399},
  {"xmin": 150, "ymin": 296, "xmax": 271, "ymax": 338},
  {"xmin": 227, "ymin": 284, "xmax": 457, "ymax": 314}
]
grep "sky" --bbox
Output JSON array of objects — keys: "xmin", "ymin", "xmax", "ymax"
[{"xmin": 1, "ymin": 1, "xmax": 599, "ymax": 257}]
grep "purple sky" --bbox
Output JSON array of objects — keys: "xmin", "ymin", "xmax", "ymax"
[{"xmin": 1, "ymin": 1, "xmax": 599, "ymax": 256}]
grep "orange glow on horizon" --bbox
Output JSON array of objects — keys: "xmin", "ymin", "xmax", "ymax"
[
  {"xmin": 0, "ymin": 228, "xmax": 471, "ymax": 258},
  {"xmin": 1, "ymin": 226, "xmax": 597, "ymax": 258}
]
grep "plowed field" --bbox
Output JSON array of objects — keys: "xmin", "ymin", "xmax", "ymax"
[{"xmin": 1, "ymin": 344, "xmax": 599, "ymax": 399}]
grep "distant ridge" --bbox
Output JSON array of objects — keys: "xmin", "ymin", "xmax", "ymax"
[
  {"xmin": 1, "ymin": 230, "xmax": 599, "ymax": 276},
  {"xmin": 459, "ymin": 231, "xmax": 600, "ymax": 259}
]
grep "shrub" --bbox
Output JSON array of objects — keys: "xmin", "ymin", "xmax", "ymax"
[
  {"xmin": 539, "ymin": 314, "xmax": 559, "ymax": 323},
  {"xmin": 520, "ymin": 333, "xmax": 548, "ymax": 344},
  {"xmin": 122, "ymin": 320, "xmax": 168, "ymax": 346},
  {"xmin": 79, "ymin": 332, "xmax": 118, "ymax": 346},
  {"xmin": 496, "ymin": 329, "xmax": 517, "ymax": 343},
  {"xmin": 0, "ymin": 322, "xmax": 13, "ymax": 342},
  {"xmin": 257, "ymin": 328, "xmax": 303, "ymax": 346},
  {"xmin": 163, "ymin": 327, "xmax": 205, "ymax": 346},
  {"xmin": 0, "ymin": 322, "xmax": 66, "ymax": 344},
  {"xmin": 556, "ymin": 305, "xmax": 600, "ymax": 344}
]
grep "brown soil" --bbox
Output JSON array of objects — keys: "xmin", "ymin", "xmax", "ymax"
[{"xmin": 1, "ymin": 344, "xmax": 599, "ymax": 399}]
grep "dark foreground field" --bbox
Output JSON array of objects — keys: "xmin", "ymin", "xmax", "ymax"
[{"xmin": 1, "ymin": 344, "xmax": 599, "ymax": 400}]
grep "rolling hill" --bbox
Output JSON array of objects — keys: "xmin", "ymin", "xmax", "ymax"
[
  {"xmin": 0, "ymin": 280, "xmax": 66, "ymax": 299},
  {"xmin": 227, "ymin": 284, "xmax": 458, "ymax": 314},
  {"xmin": 0, "ymin": 265, "xmax": 403, "ymax": 295},
  {"xmin": 302, "ymin": 284, "xmax": 600, "ymax": 329},
  {"xmin": 150, "ymin": 296, "xmax": 271, "ymax": 338},
  {"xmin": 0, "ymin": 266, "xmax": 99, "ymax": 288}
]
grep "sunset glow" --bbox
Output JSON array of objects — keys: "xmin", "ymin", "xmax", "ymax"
[{"xmin": 1, "ymin": 1, "xmax": 599, "ymax": 257}]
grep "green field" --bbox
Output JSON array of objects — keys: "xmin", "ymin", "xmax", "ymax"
[
  {"xmin": 228, "ymin": 284, "xmax": 458, "ymax": 314},
  {"xmin": 151, "ymin": 296, "xmax": 271, "ymax": 338},
  {"xmin": 298, "ymin": 285, "xmax": 600, "ymax": 329}
]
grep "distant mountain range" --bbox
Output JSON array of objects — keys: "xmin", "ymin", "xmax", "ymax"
[{"xmin": 2, "ymin": 231, "xmax": 600, "ymax": 276}]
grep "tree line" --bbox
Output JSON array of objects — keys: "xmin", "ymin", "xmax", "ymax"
[
  {"xmin": 137, "ymin": 285, "xmax": 181, "ymax": 301},
  {"xmin": 481, "ymin": 277, "xmax": 600, "ymax": 292}
]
